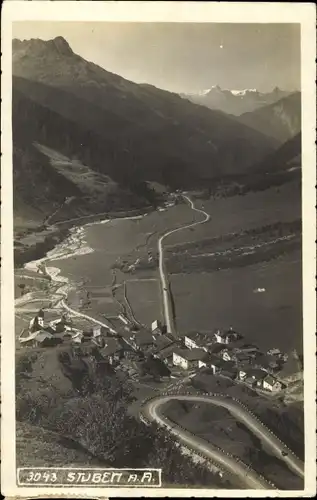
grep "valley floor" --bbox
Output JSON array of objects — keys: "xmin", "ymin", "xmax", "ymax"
[{"xmin": 14, "ymin": 183, "xmax": 304, "ymax": 489}]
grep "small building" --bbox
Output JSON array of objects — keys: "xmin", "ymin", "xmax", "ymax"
[
  {"xmin": 213, "ymin": 327, "xmax": 241, "ymax": 345},
  {"xmin": 245, "ymin": 377, "xmax": 257, "ymax": 387},
  {"xmin": 173, "ymin": 348, "xmax": 207, "ymax": 370},
  {"xmin": 101, "ymin": 338, "xmax": 124, "ymax": 365},
  {"xmin": 157, "ymin": 344, "xmax": 177, "ymax": 366},
  {"xmin": 72, "ymin": 333, "xmax": 83, "ymax": 344},
  {"xmin": 207, "ymin": 343, "xmax": 225, "ymax": 355},
  {"xmin": 151, "ymin": 320, "xmax": 163, "ymax": 335},
  {"xmin": 236, "ymin": 344, "xmax": 259, "ymax": 355},
  {"xmin": 29, "ymin": 314, "xmax": 45, "ymax": 333},
  {"xmin": 233, "ymin": 351, "xmax": 253, "ymax": 365},
  {"xmin": 262, "ymin": 374, "xmax": 283, "ymax": 392},
  {"xmin": 184, "ymin": 332, "xmax": 211, "ymax": 351},
  {"xmin": 33, "ymin": 331, "xmax": 62, "ymax": 348},
  {"xmin": 150, "ymin": 335, "xmax": 175, "ymax": 357},
  {"xmin": 220, "ymin": 348, "xmax": 235, "ymax": 362},
  {"xmin": 267, "ymin": 348, "xmax": 281, "ymax": 356},
  {"xmin": 238, "ymin": 367, "xmax": 267, "ymax": 385},
  {"xmin": 129, "ymin": 330, "xmax": 154, "ymax": 351},
  {"xmin": 92, "ymin": 326, "xmax": 102, "ymax": 337},
  {"xmin": 205, "ymin": 355, "xmax": 230, "ymax": 375}
]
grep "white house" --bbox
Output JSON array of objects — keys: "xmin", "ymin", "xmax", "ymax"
[
  {"xmin": 214, "ymin": 328, "xmax": 240, "ymax": 345},
  {"xmin": 93, "ymin": 325, "xmax": 101, "ymax": 337},
  {"xmin": 220, "ymin": 349, "xmax": 234, "ymax": 362},
  {"xmin": 173, "ymin": 348, "xmax": 207, "ymax": 370},
  {"xmin": 184, "ymin": 332, "xmax": 209, "ymax": 351},
  {"xmin": 262, "ymin": 375, "xmax": 283, "ymax": 392},
  {"xmin": 238, "ymin": 368, "xmax": 267, "ymax": 386},
  {"xmin": 151, "ymin": 320, "xmax": 162, "ymax": 334}
]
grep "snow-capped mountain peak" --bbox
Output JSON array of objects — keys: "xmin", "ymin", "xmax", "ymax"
[
  {"xmin": 180, "ymin": 85, "xmax": 292, "ymax": 116},
  {"xmin": 230, "ymin": 88, "xmax": 259, "ymax": 96}
]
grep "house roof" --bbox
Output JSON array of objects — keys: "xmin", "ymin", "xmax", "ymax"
[
  {"xmin": 215, "ymin": 328, "xmax": 240, "ymax": 338},
  {"xmin": 174, "ymin": 348, "xmax": 207, "ymax": 361},
  {"xmin": 207, "ymin": 343, "xmax": 224, "ymax": 354},
  {"xmin": 263, "ymin": 374, "xmax": 277, "ymax": 386},
  {"xmin": 133, "ymin": 330, "xmax": 154, "ymax": 346},
  {"xmin": 158, "ymin": 344, "xmax": 176, "ymax": 360},
  {"xmin": 151, "ymin": 320, "xmax": 161, "ymax": 330},
  {"xmin": 207, "ymin": 356, "xmax": 232, "ymax": 369},
  {"xmin": 102, "ymin": 338, "xmax": 123, "ymax": 356},
  {"xmin": 184, "ymin": 332, "xmax": 210, "ymax": 344},
  {"xmin": 235, "ymin": 351, "xmax": 252, "ymax": 361},
  {"xmin": 221, "ymin": 369, "xmax": 237, "ymax": 379},
  {"xmin": 245, "ymin": 377, "xmax": 256, "ymax": 385},
  {"xmin": 246, "ymin": 368, "xmax": 267, "ymax": 380},
  {"xmin": 153, "ymin": 335, "xmax": 174, "ymax": 352},
  {"xmin": 34, "ymin": 331, "xmax": 53, "ymax": 342}
]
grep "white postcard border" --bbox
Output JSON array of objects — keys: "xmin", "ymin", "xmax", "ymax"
[{"xmin": 1, "ymin": 1, "xmax": 316, "ymax": 497}]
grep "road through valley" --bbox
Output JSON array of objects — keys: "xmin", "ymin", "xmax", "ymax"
[{"xmin": 158, "ymin": 195, "xmax": 210, "ymax": 334}]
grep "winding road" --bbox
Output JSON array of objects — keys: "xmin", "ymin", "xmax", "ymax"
[
  {"xmin": 158, "ymin": 195, "xmax": 210, "ymax": 334},
  {"xmin": 18, "ymin": 198, "xmax": 305, "ymax": 489},
  {"xmin": 142, "ymin": 394, "xmax": 304, "ymax": 489}
]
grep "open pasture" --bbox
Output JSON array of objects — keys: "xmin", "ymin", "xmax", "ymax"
[
  {"xmin": 167, "ymin": 181, "xmax": 301, "ymax": 246},
  {"xmin": 125, "ymin": 279, "xmax": 163, "ymax": 328},
  {"xmin": 170, "ymin": 249, "xmax": 302, "ymax": 353}
]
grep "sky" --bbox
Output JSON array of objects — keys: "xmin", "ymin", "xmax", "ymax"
[{"xmin": 12, "ymin": 22, "xmax": 301, "ymax": 93}]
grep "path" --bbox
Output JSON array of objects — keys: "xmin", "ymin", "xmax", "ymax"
[
  {"xmin": 158, "ymin": 195, "xmax": 210, "ymax": 334},
  {"xmin": 60, "ymin": 299, "xmax": 117, "ymax": 334}
]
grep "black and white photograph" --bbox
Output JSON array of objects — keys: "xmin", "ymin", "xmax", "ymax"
[{"xmin": 1, "ymin": 1, "xmax": 316, "ymax": 497}]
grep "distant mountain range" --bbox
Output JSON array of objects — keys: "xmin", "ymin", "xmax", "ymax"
[
  {"xmin": 12, "ymin": 36, "xmax": 278, "ymax": 227},
  {"xmin": 180, "ymin": 85, "xmax": 297, "ymax": 116}
]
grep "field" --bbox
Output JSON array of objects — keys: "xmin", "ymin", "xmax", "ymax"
[
  {"xmin": 167, "ymin": 181, "xmax": 301, "ymax": 246},
  {"xmin": 125, "ymin": 279, "xmax": 163, "ymax": 328},
  {"xmin": 48, "ymin": 204, "xmax": 198, "ymax": 320},
  {"xmin": 170, "ymin": 248, "xmax": 302, "ymax": 353}
]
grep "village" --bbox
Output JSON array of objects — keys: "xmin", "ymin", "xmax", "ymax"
[{"xmin": 19, "ymin": 306, "xmax": 302, "ymax": 395}]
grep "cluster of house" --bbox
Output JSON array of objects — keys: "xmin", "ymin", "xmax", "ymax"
[
  {"xmin": 20, "ymin": 310, "xmax": 294, "ymax": 393},
  {"xmin": 170, "ymin": 328, "xmax": 286, "ymax": 393},
  {"xmin": 19, "ymin": 310, "xmax": 174, "ymax": 369}
]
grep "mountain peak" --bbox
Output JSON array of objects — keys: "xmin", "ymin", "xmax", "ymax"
[
  {"xmin": 13, "ymin": 36, "xmax": 74, "ymax": 57},
  {"xmin": 48, "ymin": 36, "xmax": 74, "ymax": 56}
]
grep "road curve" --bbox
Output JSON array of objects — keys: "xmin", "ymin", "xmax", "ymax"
[
  {"xmin": 158, "ymin": 196, "xmax": 210, "ymax": 334},
  {"xmin": 142, "ymin": 394, "xmax": 304, "ymax": 487}
]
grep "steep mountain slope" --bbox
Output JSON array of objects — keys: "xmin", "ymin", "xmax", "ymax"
[
  {"xmin": 13, "ymin": 84, "xmax": 154, "ymax": 229},
  {"xmin": 253, "ymin": 133, "xmax": 301, "ymax": 174},
  {"xmin": 236, "ymin": 93, "xmax": 301, "ymax": 143},
  {"xmin": 13, "ymin": 37, "xmax": 277, "ymax": 187},
  {"xmin": 234, "ymin": 133, "xmax": 301, "ymax": 195},
  {"xmin": 180, "ymin": 86, "xmax": 292, "ymax": 116}
]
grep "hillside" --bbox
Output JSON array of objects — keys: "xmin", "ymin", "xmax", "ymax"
[
  {"xmin": 180, "ymin": 86, "xmax": 292, "ymax": 116},
  {"xmin": 12, "ymin": 37, "xmax": 277, "ymax": 190},
  {"xmin": 253, "ymin": 133, "xmax": 301, "ymax": 174},
  {"xmin": 16, "ymin": 347, "xmax": 224, "ymax": 487},
  {"xmin": 236, "ymin": 93, "xmax": 301, "ymax": 143},
  {"xmin": 13, "ymin": 83, "xmax": 155, "ymax": 227}
]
